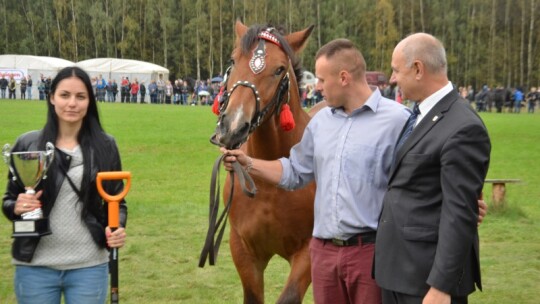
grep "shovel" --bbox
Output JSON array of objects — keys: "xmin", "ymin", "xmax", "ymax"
[{"xmin": 96, "ymin": 171, "xmax": 132, "ymax": 304}]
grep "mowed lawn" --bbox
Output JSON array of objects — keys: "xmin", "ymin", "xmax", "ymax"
[{"xmin": 0, "ymin": 99, "xmax": 538, "ymax": 303}]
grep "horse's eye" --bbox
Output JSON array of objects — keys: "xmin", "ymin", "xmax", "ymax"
[{"xmin": 275, "ymin": 67, "xmax": 285, "ymax": 76}]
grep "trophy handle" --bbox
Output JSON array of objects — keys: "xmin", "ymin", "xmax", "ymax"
[
  {"xmin": 2, "ymin": 144, "xmax": 10, "ymax": 165},
  {"xmin": 41, "ymin": 142, "xmax": 55, "ymax": 180},
  {"xmin": 2, "ymin": 144, "xmax": 20, "ymax": 184}
]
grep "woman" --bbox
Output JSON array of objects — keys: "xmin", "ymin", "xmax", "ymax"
[
  {"xmin": 2, "ymin": 66, "xmax": 127, "ymax": 304},
  {"xmin": 165, "ymin": 80, "xmax": 173, "ymax": 104}
]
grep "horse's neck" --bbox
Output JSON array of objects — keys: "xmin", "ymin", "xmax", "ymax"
[{"xmin": 246, "ymin": 98, "xmax": 310, "ymax": 160}]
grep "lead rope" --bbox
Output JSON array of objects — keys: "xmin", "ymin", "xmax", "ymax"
[{"xmin": 199, "ymin": 154, "xmax": 257, "ymax": 267}]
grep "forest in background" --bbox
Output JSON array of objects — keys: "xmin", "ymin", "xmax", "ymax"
[{"xmin": 2, "ymin": 0, "xmax": 539, "ymax": 89}]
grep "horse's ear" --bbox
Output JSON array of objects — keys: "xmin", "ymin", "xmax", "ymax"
[
  {"xmin": 285, "ymin": 25, "xmax": 314, "ymax": 54},
  {"xmin": 235, "ymin": 20, "xmax": 248, "ymax": 42}
]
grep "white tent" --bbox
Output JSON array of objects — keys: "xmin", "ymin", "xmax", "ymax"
[
  {"xmin": 0, "ymin": 54, "xmax": 75, "ymax": 100},
  {"xmin": 76, "ymin": 58, "xmax": 169, "ymax": 88}
]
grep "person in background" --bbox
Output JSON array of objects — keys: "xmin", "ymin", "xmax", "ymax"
[
  {"xmin": 111, "ymin": 79, "xmax": 118, "ymax": 103},
  {"xmin": 96, "ymin": 74, "xmax": 106, "ymax": 102},
  {"xmin": 493, "ymin": 85, "xmax": 506, "ymax": 113},
  {"xmin": 8, "ymin": 76, "xmax": 17, "ymax": 99},
  {"xmin": 139, "ymin": 81, "xmax": 146, "ymax": 104},
  {"xmin": 180, "ymin": 80, "xmax": 190, "ymax": 105},
  {"xmin": 38, "ymin": 74, "xmax": 46, "ymax": 100},
  {"xmin": 130, "ymin": 79, "xmax": 139, "ymax": 103},
  {"xmin": 165, "ymin": 80, "xmax": 173, "ymax": 104},
  {"xmin": 0, "ymin": 74, "xmax": 7, "ymax": 98},
  {"xmin": 513, "ymin": 87, "xmax": 524, "ymax": 113},
  {"xmin": 44, "ymin": 76, "xmax": 52, "ymax": 100},
  {"xmin": 106, "ymin": 80, "xmax": 114, "ymax": 103},
  {"xmin": 91, "ymin": 77, "xmax": 97, "ymax": 98},
  {"xmin": 305, "ymin": 84, "xmax": 315, "ymax": 107},
  {"xmin": 120, "ymin": 77, "xmax": 130, "ymax": 103},
  {"xmin": 20, "ymin": 76, "xmax": 27, "ymax": 100},
  {"xmin": 374, "ymin": 33, "xmax": 490, "ymax": 304},
  {"xmin": 173, "ymin": 80, "xmax": 181, "ymax": 104},
  {"xmin": 27, "ymin": 75, "xmax": 33, "ymax": 100},
  {"xmin": 2, "ymin": 66, "xmax": 128, "ymax": 304},
  {"xmin": 148, "ymin": 80, "xmax": 158, "ymax": 104},
  {"xmin": 526, "ymin": 87, "xmax": 537, "ymax": 114},
  {"xmin": 156, "ymin": 75, "xmax": 165, "ymax": 104}
]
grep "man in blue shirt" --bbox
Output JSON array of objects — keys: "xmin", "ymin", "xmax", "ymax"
[
  {"xmin": 96, "ymin": 74, "xmax": 106, "ymax": 102},
  {"xmin": 221, "ymin": 39, "xmax": 410, "ymax": 304},
  {"xmin": 513, "ymin": 87, "xmax": 524, "ymax": 113}
]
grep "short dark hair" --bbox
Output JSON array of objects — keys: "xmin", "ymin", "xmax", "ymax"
[{"xmin": 315, "ymin": 39, "xmax": 366, "ymax": 78}]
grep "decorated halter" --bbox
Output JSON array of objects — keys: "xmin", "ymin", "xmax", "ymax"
[
  {"xmin": 249, "ymin": 29, "xmax": 281, "ymax": 74},
  {"xmin": 212, "ymin": 27, "xmax": 295, "ymax": 142}
]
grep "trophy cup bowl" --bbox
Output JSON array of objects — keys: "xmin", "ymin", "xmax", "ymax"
[{"xmin": 2, "ymin": 142, "xmax": 55, "ymax": 237}]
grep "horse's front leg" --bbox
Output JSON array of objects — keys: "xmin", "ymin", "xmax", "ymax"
[
  {"xmin": 230, "ymin": 227, "xmax": 269, "ymax": 304},
  {"xmin": 277, "ymin": 242, "xmax": 312, "ymax": 304}
]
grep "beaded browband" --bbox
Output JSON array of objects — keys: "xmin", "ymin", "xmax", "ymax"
[{"xmin": 258, "ymin": 29, "xmax": 281, "ymax": 47}]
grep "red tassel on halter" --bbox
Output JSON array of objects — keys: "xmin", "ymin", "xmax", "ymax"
[
  {"xmin": 212, "ymin": 96, "xmax": 220, "ymax": 115},
  {"xmin": 279, "ymin": 104, "xmax": 295, "ymax": 131},
  {"xmin": 212, "ymin": 86, "xmax": 225, "ymax": 115}
]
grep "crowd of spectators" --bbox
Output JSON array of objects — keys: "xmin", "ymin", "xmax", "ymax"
[
  {"xmin": 90, "ymin": 74, "xmax": 223, "ymax": 106},
  {"xmin": 2, "ymin": 72, "xmax": 538, "ymax": 114},
  {"xmin": 460, "ymin": 84, "xmax": 537, "ymax": 114},
  {"xmin": 376, "ymin": 82, "xmax": 538, "ymax": 114}
]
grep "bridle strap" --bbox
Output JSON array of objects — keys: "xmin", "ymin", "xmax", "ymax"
[
  {"xmin": 199, "ymin": 155, "xmax": 256, "ymax": 267},
  {"xmin": 218, "ymin": 71, "xmax": 290, "ymax": 149}
]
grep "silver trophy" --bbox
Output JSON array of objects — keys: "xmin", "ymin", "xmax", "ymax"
[{"xmin": 2, "ymin": 142, "xmax": 55, "ymax": 237}]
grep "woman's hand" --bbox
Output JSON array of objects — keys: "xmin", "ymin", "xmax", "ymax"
[
  {"xmin": 106, "ymin": 226, "xmax": 126, "ymax": 248},
  {"xmin": 14, "ymin": 190, "xmax": 43, "ymax": 216}
]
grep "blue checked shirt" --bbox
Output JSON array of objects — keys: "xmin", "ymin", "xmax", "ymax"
[{"xmin": 279, "ymin": 89, "xmax": 410, "ymax": 239}]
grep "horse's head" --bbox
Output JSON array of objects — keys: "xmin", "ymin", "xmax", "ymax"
[{"xmin": 212, "ymin": 20, "xmax": 313, "ymax": 149}]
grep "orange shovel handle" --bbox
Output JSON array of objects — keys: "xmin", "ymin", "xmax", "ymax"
[{"xmin": 97, "ymin": 171, "xmax": 132, "ymax": 229}]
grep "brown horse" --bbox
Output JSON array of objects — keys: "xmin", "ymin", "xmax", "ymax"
[{"xmin": 212, "ymin": 21, "xmax": 315, "ymax": 303}]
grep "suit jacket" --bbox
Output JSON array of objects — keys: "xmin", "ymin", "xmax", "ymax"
[{"xmin": 374, "ymin": 90, "xmax": 491, "ymax": 297}]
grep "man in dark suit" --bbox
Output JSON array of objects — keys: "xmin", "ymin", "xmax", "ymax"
[{"xmin": 374, "ymin": 33, "xmax": 491, "ymax": 304}]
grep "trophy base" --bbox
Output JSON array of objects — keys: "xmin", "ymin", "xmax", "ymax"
[{"xmin": 12, "ymin": 218, "xmax": 52, "ymax": 238}]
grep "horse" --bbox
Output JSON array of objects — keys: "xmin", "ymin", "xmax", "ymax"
[{"xmin": 212, "ymin": 21, "xmax": 315, "ymax": 303}]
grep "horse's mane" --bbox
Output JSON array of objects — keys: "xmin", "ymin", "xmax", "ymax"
[{"xmin": 240, "ymin": 24, "xmax": 303, "ymax": 96}]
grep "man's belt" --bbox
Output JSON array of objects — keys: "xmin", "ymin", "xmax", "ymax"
[{"xmin": 321, "ymin": 231, "xmax": 377, "ymax": 247}]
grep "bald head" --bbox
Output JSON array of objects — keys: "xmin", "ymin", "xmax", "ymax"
[{"xmin": 397, "ymin": 33, "xmax": 447, "ymax": 75}]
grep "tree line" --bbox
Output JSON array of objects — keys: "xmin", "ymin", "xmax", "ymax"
[{"xmin": 2, "ymin": 0, "xmax": 539, "ymax": 90}]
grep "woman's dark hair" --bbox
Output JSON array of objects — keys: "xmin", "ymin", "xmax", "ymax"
[{"xmin": 39, "ymin": 66, "xmax": 110, "ymax": 220}]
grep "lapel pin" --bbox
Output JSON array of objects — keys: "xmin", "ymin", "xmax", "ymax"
[{"xmin": 432, "ymin": 115, "xmax": 439, "ymax": 122}]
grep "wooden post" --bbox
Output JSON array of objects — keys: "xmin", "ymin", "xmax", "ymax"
[
  {"xmin": 491, "ymin": 182, "xmax": 506, "ymax": 208},
  {"xmin": 484, "ymin": 179, "xmax": 521, "ymax": 208}
]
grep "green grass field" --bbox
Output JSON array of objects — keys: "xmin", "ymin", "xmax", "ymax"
[{"xmin": 0, "ymin": 99, "xmax": 538, "ymax": 303}]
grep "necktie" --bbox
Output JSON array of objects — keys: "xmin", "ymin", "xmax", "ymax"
[{"xmin": 395, "ymin": 103, "xmax": 420, "ymax": 152}]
